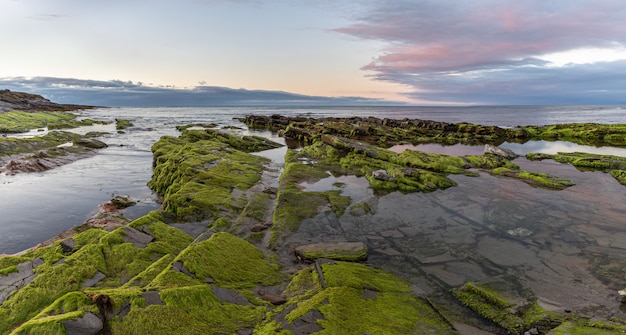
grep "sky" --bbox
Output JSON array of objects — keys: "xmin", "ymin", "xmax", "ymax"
[{"xmin": 2, "ymin": 0, "xmax": 626, "ymax": 105}]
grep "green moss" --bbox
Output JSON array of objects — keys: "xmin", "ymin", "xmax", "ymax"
[
  {"xmin": 0, "ymin": 130, "xmax": 85, "ymax": 156},
  {"xmin": 610, "ymin": 169, "xmax": 626, "ymax": 185},
  {"xmin": 322, "ymin": 262, "xmax": 411, "ymax": 292},
  {"xmin": 209, "ymin": 217, "xmax": 232, "ymax": 231},
  {"xmin": 11, "ymin": 311, "xmax": 84, "ymax": 335},
  {"xmin": 175, "ymin": 232, "xmax": 281, "ymax": 289},
  {"xmin": 452, "ymin": 282, "xmax": 561, "ymax": 334},
  {"xmin": 47, "ymin": 118, "xmax": 109, "ymax": 130},
  {"xmin": 549, "ymin": 320, "xmax": 626, "ymax": 334},
  {"xmin": 0, "ymin": 111, "xmax": 76, "ymax": 133},
  {"xmin": 0, "ymin": 243, "xmax": 107, "ymax": 333},
  {"xmin": 0, "ymin": 265, "xmax": 18, "ymax": 276},
  {"xmin": 179, "ymin": 128, "xmax": 283, "ymax": 153},
  {"xmin": 123, "ymin": 254, "xmax": 175, "ymax": 288},
  {"xmin": 148, "ymin": 135, "xmax": 270, "ymax": 221},
  {"xmin": 324, "ymin": 190, "xmax": 351, "ymax": 217},
  {"xmin": 271, "ymin": 160, "xmax": 332, "ymax": 242},
  {"xmin": 0, "ymin": 255, "xmax": 32, "ymax": 273},
  {"xmin": 491, "ymin": 167, "xmax": 574, "ymax": 190},
  {"xmin": 239, "ymin": 193, "xmax": 272, "ymax": 222},
  {"xmin": 99, "ymin": 220, "xmax": 193, "ymax": 285},
  {"xmin": 349, "ymin": 200, "xmax": 374, "ymax": 216},
  {"xmin": 110, "ymin": 285, "xmax": 265, "ymax": 335},
  {"xmin": 280, "ymin": 262, "xmax": 456, "ymax": 334},
  {"xmin": 115, "ymin": 118, "xmax": 133, "ymax": 130},
  {"xmin": 72, "ymin": 229, "xmax": 108, "ymax": 249}
]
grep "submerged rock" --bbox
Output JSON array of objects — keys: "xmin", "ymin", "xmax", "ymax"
[{"xmin": 294, "ymin": 241, "xmax": 368, "ymax": 261}]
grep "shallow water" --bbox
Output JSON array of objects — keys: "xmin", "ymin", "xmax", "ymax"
[{"xmin": 291, "ymin": 158, "xmax": 626, "ymax": 318}]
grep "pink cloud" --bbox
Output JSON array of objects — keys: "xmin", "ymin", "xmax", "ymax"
[{"xmin": 334, "ymin": 0, "xmax": 626, "ymax": 103}]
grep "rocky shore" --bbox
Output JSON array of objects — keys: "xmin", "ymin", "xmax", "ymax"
[{"xmin": 3, "ymin": 95, "xmax": 626, "ymax": 334}]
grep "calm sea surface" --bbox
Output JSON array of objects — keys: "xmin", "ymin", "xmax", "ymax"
[{"xmin": 4, "ymin": 105, "xmax": 626, "ymax": 318}]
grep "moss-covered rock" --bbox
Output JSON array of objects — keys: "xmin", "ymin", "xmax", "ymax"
[
  {"xmin": 492, "ymin": 167, "xmax": 574, "ymax": 189},
  {"xmin": 452, "ymin": 280, "xmax": 562, "ymax": 334},
  {"xmin": 264, "ymin": 261, "xmax": 458, "ymax": 334},
  {"xmin": 294, "ymin": 242, "xmax": 368, "ymax": 262},
  {"xmin": 0, "ymin": 110, "xmax": 76, "ymax": 133},
  {"xmin": 148, "ymin": 129, "xmax": 278, "ymax": 221}
]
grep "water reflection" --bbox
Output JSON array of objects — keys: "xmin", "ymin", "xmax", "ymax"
[{"xmin": 392, "ymin": 141, "xmax": 626, "ymax": 157}]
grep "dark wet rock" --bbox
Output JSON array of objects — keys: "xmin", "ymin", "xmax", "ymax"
[
  {"xmin": 82, "ymin": 271, "xmax": 106, "ymax": 287},
  {"xmin": 100, "ymin": 195, "xmax": 136, "ymax": 212},
  {"xmin": 295, "ymin": 241, "xmax": 368, "ymax": 261},
  {"xmin": 261, "ymin": 294, "xmax": 287, "ymax": 305},
  {"xmin": 283, "ymin": 309, "xmax": 324, "ymax": 335},
  {"xmin": 73, "ymin": 138, "xmax": 107, "ymax": 149},
  {"xmin": 62, "ymin": 312, "xmax": 103, "ymax": 335},
  {"xmin": 484, "ymin": 144, "xmax": 519, "ymax": 159},
  {"xmin": 172, "ymin": 261, "xmax": 196, "ymax": 278},
  {"xmin": 142, "ymin": 290, "xmax": 163, "ymax": 306},
  {"xmin": 372, "ymin": 169, "xmax": 393, "ymax": 181},
  {"xmin": 250, "ymin": 223, "xmax": 271, "ymax": 232},
  {"xmin": 60, "ymin": 238, "xmax": 76, "ymax": 253},
  {"xmin": 361, "ymin": 288, "xmax": 379, "ymax": 300},
  {"xmin": 236, "ymin": 329, "xmax": 253, "ymax": 335},
  {"xmin": 122, "ymin": 226, "xmax": 153, "ymax": 248},
  {"xmin": 210, "ymin": 286, "xmax": 252, "ymax": 306},
  {"xmin": 111, "ymin": 300, "xmax": 131, "ymax": 320}
]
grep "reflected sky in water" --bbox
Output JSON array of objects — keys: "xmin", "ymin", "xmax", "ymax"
[{"xmin": 392, "ymin": 141, "xmax": 626, "ymax": 157}]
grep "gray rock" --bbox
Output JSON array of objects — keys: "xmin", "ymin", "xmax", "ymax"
[
  {"xmin": 284, "ymin": 310, "xmax": 324, "ymax": 335},
  {"xmin": 83, "ymin": 271, "xmax": 106, "ymax": 287},
  {"xmin": 211, "ymin": 287, "xmax": 252, "ymax": 306},
  {"xmin": 484, "ymin": 144, "xmax": 519, "ymax": 159},
  {"xmin": 0, "ymin": 259, "xmax": 44, "ymax": 305},
  {"xmin": 62, "ymin": 312, "xmax": 103, "ymax": 335},
  {"xmin": 60, "ymin": 238, "xmax": 76, "ymax": 253},
  {"xmin": 142, "ymin": 290, "xmax": 163, "ymax": 306},
  {"xmin": 122, "ymin": 226, "xmax": 154, "ymax": 248},
  {"xmin": 172, "ymin": 261, "xmax": 196, "ymax": 278},
  {"xmin": 372, "ymin": 169, "xmax": 393, "ymax": 181},
  {"xmin": 250, "ymin": 223, "xmax": 270, "ymax": 232}
]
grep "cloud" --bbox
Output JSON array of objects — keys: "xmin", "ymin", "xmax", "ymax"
[
  {"xmin": 0, "ymin": 77, "xmax": 400, "ymax": 106},
  {"xmin": 335, "ymin": 0, "xmax": 626, "ymax": 104}
]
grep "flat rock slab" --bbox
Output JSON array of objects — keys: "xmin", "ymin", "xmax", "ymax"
[
  {"xmin": 0, "ymin": 257, "xmax": 44, "ymax": 305},
  {"xmin": 82, "ymin": 271, "xmax": 106, "ymax": 287},
  {"xmin": 122, "ymin": 226, "xmax": 153, "ymax": 248},
  {"xmin": 211, "ymin": 286, "xmax": 252, "ymax": 306},
  {"xmin": 143, "ymin": 290, "xmax": 163, "ymax": 306},
  {"xmin": 295, "ymin": 241, "xmax": 368, "ymax": 261},
  {"xmin": 63, "ymin": 312, "xmax": 103, "ymax": 335}
]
